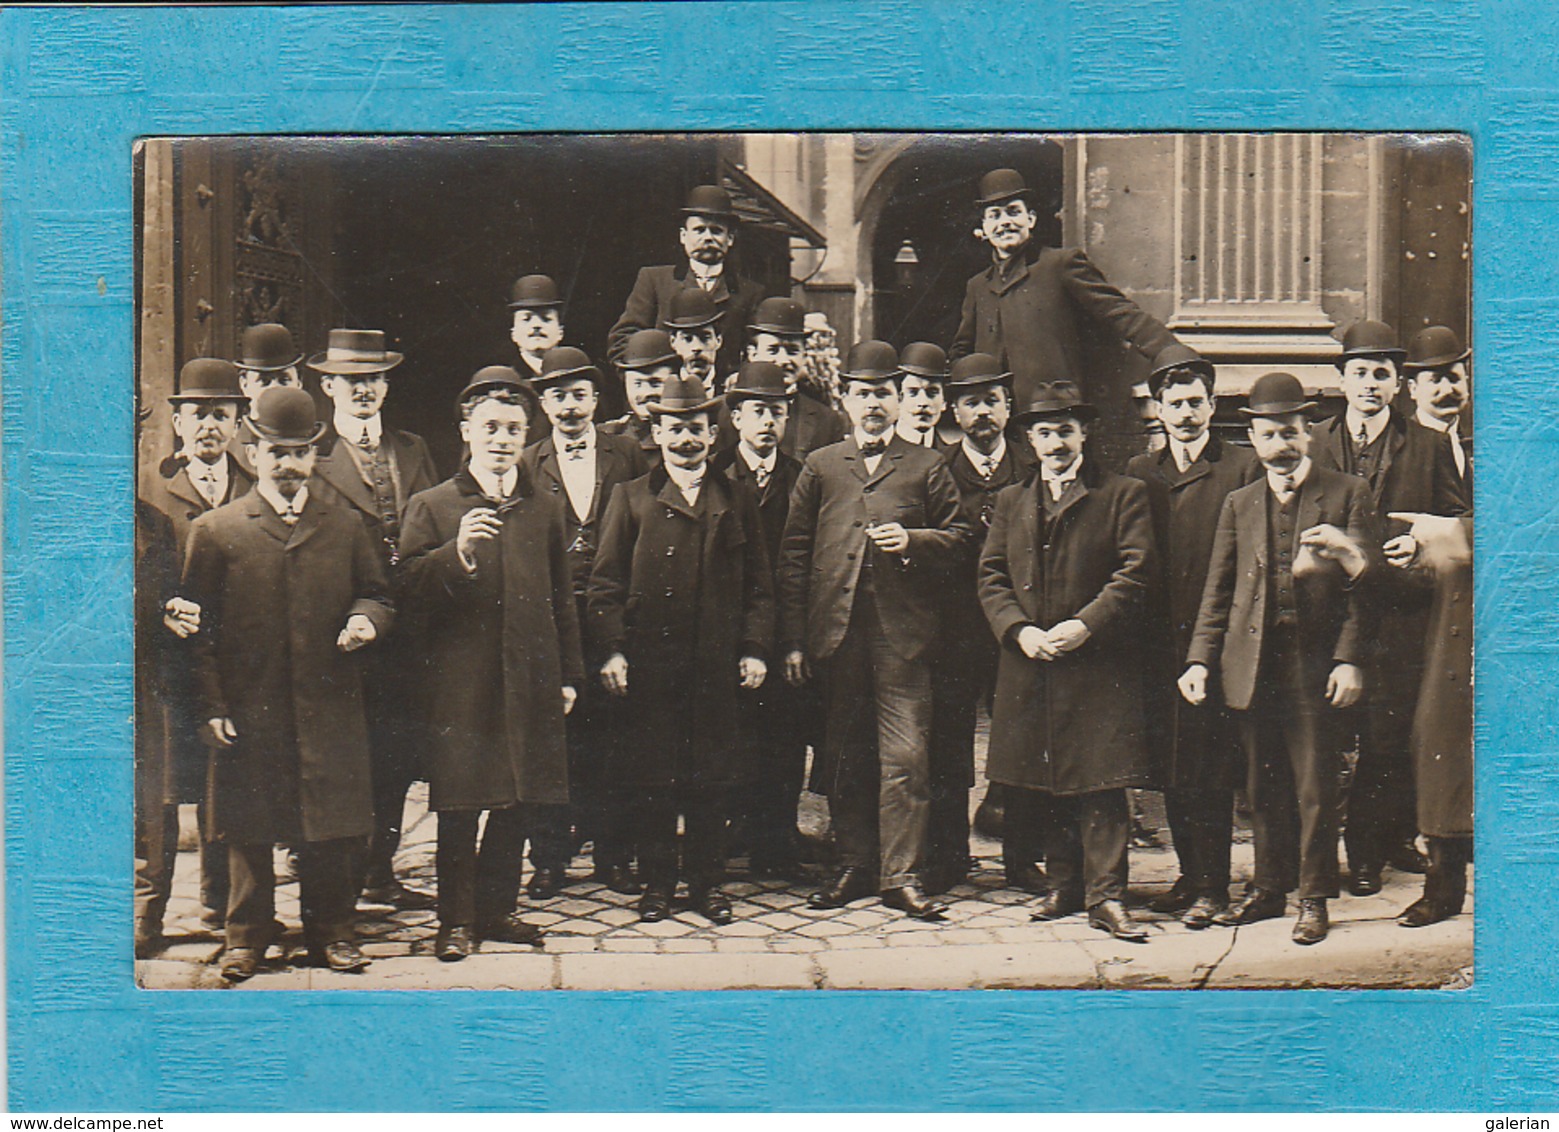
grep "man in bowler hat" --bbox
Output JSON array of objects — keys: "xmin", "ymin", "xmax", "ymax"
[
  {"xmin": 950, "ymin": 168, "xmax": 1179, "ymax": 409},
  {"xmin": 601, "ymin": 329, "xmax": 679, "ymax": 470},
  {"xmin": 507, "ymin": 274, "xmax": 567, "ymax": 381},
  {"xmin": 1404, "ymin": 325, "xmax": 1472, "ymax": 481},
  {"xmin": 741, "ymin": 296, "xmax": 846, "ymax": 462},
  {"xmin": 895, "ymin": 342, "xmax": 951, "ymax": 448},
  {"xmin": 220, "ymin": 323, "xmax": 305, "ymax": 478},
  {"xmin": 181, "ymin": 387, "xmax": 395, "ymax": 981},
  {"xmin": 662, "ymin": 288, "xmax": 726, "ymax": 392},
  {"xmin": 778, "ymin": 341, "xmax": 974, "ymax": 920},
  {"xmin": 1181, "ymin": 371, "xmax": 1381, "ymax": 945}
]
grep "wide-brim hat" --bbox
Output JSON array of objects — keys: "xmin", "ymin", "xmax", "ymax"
[
  {"xmin": 1402, "ymin": 325, "xmax": 1470, "ymax": 372},
  {"xmin": 647, "ymin": 376, "xmax": 723, "ymax": 417},
  {"xmin": 246, "ymin": 386, "xmax": 326, "ymax": 445},
  {"xmin": 681, "ymin": 184, "xmax": 738, "ymax": 222},
  {"xmin": 1013, "ymin": 381, "xmax": 1098, "ymax": 427},
  {"xmin": 307, "ymin": 328, "xmax": 404, "ymax": 375},
  {"xmin": 747, "ymin": 296, "xmax": 807, "ymax": 338},
  {"xmin": 456, "ymin": 365, "xmax": 542, "ymax": 421},
  {"xmin": 946, "ymin": 352, "xmax": 1013, "ymax": 393},
  {"xmin": 1335, "ymin": 319, "xmax": 1406, "ymax": 367},
  {"xmin": 508, "ymin": 274, "xmax": 563, "ymax": 310},
  {"xmin": 663, "ymin": 288, "xmax": 723, "ymax": 330},
  {"xmin": 899, "ymin": 342, "xmax": 951, "ymax": 380},
  {"xmin": 976, "ymin": 167, "xmax": 1036, "ymax": 209},
  {"xmin": 237, "ymin": 323, "xmax": 303, "ymax": 372},
  {"xmin": 725, "ymin": 361, "xmax": 791, "ymax": 405},
  {"xmin": 620, "ymin": 329, "xmax": 680, "ymax": 372},
  {"xmin": 1239, "ymin": 371, "xmax": 1317, "ymax": 418},
  {"xmin": 169, "ymin": 357, "xmax": 248, "ymax": 404},
  {"xmin": 839, "ymin": 339, "xmax": 901, "ymax": 384},
  {"xmin": 532, "ymin": 345, "xmax": 602, "ymax": 391},
  {"xmin": 1147, "ymin": 343, "xmax": 1216, "ymax": 395}
]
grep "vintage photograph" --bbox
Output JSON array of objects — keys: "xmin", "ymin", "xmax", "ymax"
[{"xmin": 133, "ymin": 131, "xmax": 1473, "ymax": 991}]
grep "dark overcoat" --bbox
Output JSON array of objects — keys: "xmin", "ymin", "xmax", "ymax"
[
  {"xmin": 182, "ymin": 488, "xmax": 395, "ymax": 844},
  {"xmin": 135, "ymin": 499, "xmax": 178, "ymax": 812},
  {"xmin": 398, "ymin": 467, "xmax": 584, "ymax": 812},
  {"xmin": 606, "ymin": 263, "xmax": 768, "ymax": 379},
  {"xmin": 600, "ymin": 414, "xmax": 663, "ymax": 470},
  {"xmin": 949, "ymin": 244, "xmax": 1178, "ymax": 408},
  {"xmin": 1126, "ymin": 436, "xmax": 1263, "ymax": 786},
  {"xmin": 586, "ymin": 467, "xmax": 774, "ymax": 789},
  {"xmin": 522, "ymin": 428, "xmax": 649, "ymax": 604},
  {"xmin": 979, "ymin": 464, "xmax": 1157, "ymax": 796},
  {"xmin": 1412, "ymin": 520, "xmax": 1473, "ymax": 837}
]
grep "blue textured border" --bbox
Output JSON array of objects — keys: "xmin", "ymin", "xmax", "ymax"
[{"xmin": 1, "ymin": 2, "xmax": 1550, "ymax": 1112}]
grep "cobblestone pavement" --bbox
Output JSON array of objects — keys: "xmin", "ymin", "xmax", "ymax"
[{"xmin": 137, "ymin": 782, "xmax": 1473, "ymax": 991}]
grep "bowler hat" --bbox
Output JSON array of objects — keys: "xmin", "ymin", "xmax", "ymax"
[
  {"xmin": 532, "ymin": 346, "xmax": 602, "ymax": 391},
  {"xmin": 246, "ymin": 386, "xmax": 326, "ymax": 446},
  {"xmin": 899, "ymin": 342, "xmax": 951, "ymax": 380},
  {"xmin": 620, "ymin": 329, "xmax": 680, "ymax": 372},
  {"xmin": 237, "ymin": 323, "xmax": 302, "ymax": 372},
  {"xmin": 456, "ymin": 365, "xmax": 541, "ymax": 421},
  {"xmin": 725, "ymin": 361, "xmax": 791, "ymax": 405},
  {"xmin": 1335, "ymin": 319, "xmax": 1406, "ymax": 367},
  {"xmin": 663, "ymin": 289, "xmax": 723, "ymax": 331},
  {"xmin": 307, "ymin": 329, "xmax": 404, "ymax": 375},
  {"xmin": 508, "ymin": 274, "xmax": 563, "ymax": 310},
  {"xmin": 647, "ymin": 376, "xmax": 723, "ymax": 417},
  {"xmin": 976, "ymin": 168, "xmax": 1036, "ymax": 209},
  {"xmin": 1014, "ymin": 382, "xmax": 1098, "ymax": 428},
  {"xmin": 170, "ymin": 357, "xmax": 248, "ymax": 404},
  {"xmin": 681, "ymin": 184, "xmax": 738, "ymax": 222},
  {"xmin": 946, "ymin": 352, "xmax": 1013, "ymax": 393},
  {"xmin": 840, "ymin": 340, "xmax": 901, "ymax": 384},
  {"xmin": 747, "ymin": 296, "xmax": 807, "ymax": 338},
  {"xmin": 1147, "ymin": 343, "xmax": 1216, "ymax": 395},
  {"xmin": 1239, "ymin": 372, "xmax": 1317, "ymax": 418},
  {"xmin": 1402, "ymin": 325, "xmax": 1470, "ymax": 372}
]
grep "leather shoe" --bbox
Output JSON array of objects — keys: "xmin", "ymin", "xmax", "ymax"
[
  {"xmin": 361, "ymin": 878, "xmax": 437, "ymax": 911},
  {"xmin": 880, "ymin": 884, "xmax": 947, "ymax": 921},
  {"xmin": 475, "ymin": 913, "xmax": 544, "ymax": 945},
  {"xmin": 1292, "ymin": 898, "xmax": 1329, "ymax": 945},
  {"xmin": 1030, "ymin": 889, "xmax": 1085, "ymax": 921},
  {"xmin": 434, "ymin": 925, "xmax": 473, "ymax": 962},
  {"xmin": 1182, "ymin": 894, "xmax": 1227, "ymax": 930},
  {"xmin": 313, "ymin": 941, "xmax": 370, "ymax": 972},
  {"xmin": 1148, "ymin": 876, "xmax": 1197, "ymax": 914},
  {"xmin": 1088, "ymin": 898, "xmax": 1148, "ymax": 942},
  {"xmin": 220, "ymin": 946, "xmax": 263, "ymax": 982},
  {"xmin": 1347, "ymin": 864, "xmax": 1383, "ymax": 897},
  {"xmin": 594, "ymin": 863, "xmax": 642, "ymax": 895},
  {"xmin": 638, "ymin": 889, "xmax": 673, "ymax": 922},
  {"xmin": 1398, "ymin": 895, "xmax": 1459, "ymax": 928},
  {"xmin": 526, "ymin": 867, "xmax": 566, "ymax": 899},
  {"xmin": 1386, "ymin": 840, "xmax": 1430, "ymax": 874},
  {"xmin": 1214, "ymin": 887, "xmax": 1287, "ymax": 926},
  {"xmin": 1003, "ymin": 860, "xmax": 1049, "ymax": 895},
  {"xmin": 808, "ymin": 867, "xmax": 875, "ymax": 909},
  {"xmin": 694, "ymin": 887, "xmax": 734, "ymax": 925}
]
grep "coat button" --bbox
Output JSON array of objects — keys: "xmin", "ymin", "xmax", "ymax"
[
  {"xmin": 1022, "ymin": 583, "xmax": 1032, "ymax": 591},
  {"xmin": 664, "ymin": 588, "xmax": 674, "ymax": 598},
  {"xmin": 666, "ymin": 510, "xmax": 675, "ymax": 519},
  {"xmin": 846, "ymin": 552, "xmax": 856, "ymax": 561},
  {"xmin": 666, "ymin": 547, "xmax": 675, "ymax": 556}
]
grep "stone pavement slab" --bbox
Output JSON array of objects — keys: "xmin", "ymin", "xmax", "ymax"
[{"xmin": 560, "ymin": 952, "xmax": 815, "ymax": 991}]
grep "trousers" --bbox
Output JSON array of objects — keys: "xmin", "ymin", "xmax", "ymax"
[
  {"xmin": 227, "ymin": 837, "xmax": 360, "ymax": 949},
  {"xmin": 1041, "ymin": 788, "xmax": 1131, "ymax": 908}
]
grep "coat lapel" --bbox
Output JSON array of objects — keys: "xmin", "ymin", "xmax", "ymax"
[
  {"xmin": 1297, "ymin": 467, "xmax": 1325, "ymax": 535},
  {"xmin": 285, "ymin": 490, "xmax": 327, "ymax": 552},
  {"xmin": 244, "ymin": 490, "xmax": 293, "ymax": 545},
  {"xmin": 166, "ymin": 468, "xmax": 209, "ymax": 513},
  {"xmin": 655, "ymin": 471, "xmax": 702, "ymax": 521},
  {"xmin": 316, "ymin": 434, "xmax": 378, "ymax": 517}
]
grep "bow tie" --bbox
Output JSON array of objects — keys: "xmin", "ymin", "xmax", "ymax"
[
  {"xmin": 860, "ymin": 439, "xmax": 887, "ymax": 458},
  {"xmin": 563, "ymin": 439, "xmax": 588, "ymax": 459}
]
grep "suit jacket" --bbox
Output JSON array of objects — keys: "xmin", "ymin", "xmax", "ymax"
[
  {"xmin": 146, "ymin": 455, "xmax": 256, "ymax": 556},
  {"xmin": 950, "ymin": 243, "xmax": 1178, "ymax": 408},
  {"xmin": 522, "ymin": 428, "xmax": 649, "ymax": 603},
  {"xmin": 1186, "ymin": 465, "xmax": 1381, "ymax": 712},
  {"xmin": 712, "ymin": 444, "xmax": 803, "ymax": 572},
  {"xmin": 312, "ymin": 423, "xmax": 439, "ymax": 569},
  {"xmin": 182, "ymin": 488, "xmax": 395, "ymax": 844},
  {"xmin": 607, "ymin": 262, "xmax": 768, "ymax": 378},
  {"xmin": 778, "ymin": 434, "xmax": 974, "ymax": 665},
  {"xmin": 714, "ymin": 390, "xmax": 847, "ymax": 466},
  {"xmin": 1310, "ymin": 410, "xmax": 1470, "ymax": 531},
  {"xmin": 600, "ymin": 414, "xmax": 662, "ymax": 470}
]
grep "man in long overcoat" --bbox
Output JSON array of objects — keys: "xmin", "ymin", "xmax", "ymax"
[
  {"xmin": 979, "ymin": 381, "xmax": 1157, "ymax": 941},
  {"xmin": 399, "ymin": 368, "xmax": 584, "ymax": 961},
  {"xmin": 587, "ymin": 377, "xmax": 774, "ymax": 924},
  {"xmin": 1126, "ymin": 345, "xmax": 1261, "ymax": 927},
  {"xmin": 182, "ymin": 387, "xmax": 395, "ymax": 981}
]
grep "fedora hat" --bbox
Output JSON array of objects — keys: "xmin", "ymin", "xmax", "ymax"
[
  {"xmin": 237, "ymin": 323, "xmax": 302, "ymax": 372},
  {"xmin": 747, "ymin": 296, "xmax": 807, "ymax": 338},
  {"xmin": 647, "ymin": 376, "xmax": 723, "ymax": 417},
  {"xmin": 1402, "ymin": 325, "xmax": 1470, "ymax": 372},
  {"xmin": 946, "ymin": 352, "xmax": 1013, "ymax": 393},
  {"xmin": 681, "ymin": 184, "xmax": 738, "ymax": 222},
  {"xmin": 899, "ymin": 342, "xmax": 950, "ymax": 380},
  {"xmin": 456, "ymin": 365, "xmax": 541, "ymax": 421},
  {"xmin": 246, "ymin": 386, "xmax": 326, "ymax": 446},
  {"xmin": 307, "ymin": 329, "xmax": 404, "ymax": 375},
  {"xmin": 976, "ymin": 168, "xmax": 1036, "ymax": 209},
  {"xmin": 1147, "ymin": 343, "xmax": 1216, "ymax": 395},
  {"xmin": 169, "ymin": 357, "xmax": 248, "ymax": 404},
  {"xmin": 620, "ymin": 329, "xmax": 680, "ymax": 372},
  {"xmin": 508, "ymin": 274, "xmax": 563, "ymax": 310},
  {"xmin": 1335, "ymin": 319, "xmax": 1406, "ymax": 366},
  {"xmin": 725, "ymin": 361, "xmax": 791, "ymax": 405},
  {"xmin": 1240, "ymin": 371, "xmax": 1317, "ymax": 418},
  {"xmin": 663, "ymin": 288, "xmax": 723, "ymax": 331},
  {"xmin": 840, "ymin": 340, "xmax": 901, "ymax": 383},
  {"xmin": 532, "ymin": 346, "xmax": 602, "ymax": 391},
  {"xmin": 1014, "ymin": 382, "xmax": 1098, "ymax": 428}
]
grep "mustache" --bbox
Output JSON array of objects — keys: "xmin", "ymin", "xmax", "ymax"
[{"xmin": 1433, "ymin": 392, "xmax": 1465, "ymax": 405}]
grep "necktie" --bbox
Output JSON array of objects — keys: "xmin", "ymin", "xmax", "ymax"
[
  {"xmin": 194, "ymin": 467, "xmax": 220, "ymax": 506},
  {"xmin": 1355, "ymin": 420, "xmax": 1370, "ymax": 449},
  {"xmin": 280, "ymin": 503, "xmax": 300, "ymax": 526},
  {"xmin": 754, "ymin": 464, "xmax": 770, "ymax": 489},
  {"xmin": 356, "ymin": 430, "xmax": 377, "ymax": 454},
  {"xmin": 1274, "ymin": 475, "xmax": 1296, "ymax": 504},
  {"xmin": 980, "ymin": 456, "xmax": 997, "ymax": 479},
  {"xmin": 564, "ymin": 439, "xmax": 588, "ymax": 460},
  {"xmin": 860, "ymin": 439, "xmax": 887, "ymax": 458}
]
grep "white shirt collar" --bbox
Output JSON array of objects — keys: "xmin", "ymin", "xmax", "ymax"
[
  {"xmin": 335, "ymin": 412, "xmax": 382, "ymax": 449},
  {"xmin": 961, "ymin": 435, "xmax": 1006, "ymax": 473},
  {"xmin": 188, "ymin": 453, "xmax": 230, "ymax": 492},
  {"xmin": 738, "ymin": 442, "xmax": 777, "ymax": 475},
  {"xmin": 1266, "ymin": 456, "xmax": 1313, "ymax": 497},
  {"xmin": 664, "ymin": 460, "xmax": 706, "ymax": 504},
  {"xmin": 1344, "ymin": 407, "xmax": 1391, "ymax": 447},
  {"xmin": 257, "ymin": 481, "xmax": 308, "ymax": 520},
  {"xmin": 1040, "ymin": 455, "xmax": 1082, "ymax": 499},
  {"xmin": 1416, "ymin": 408, "xmax": 1457, "ymax": 437},
  {"xmin": 688, "ymin": 259, "xmax": 724, "ymax": 286},
  {"xmin": 896, "ymin": 420, "xmax": 935, "ymax": 447},
  {"xmin": 1169, "ymin": 432, "xmax": 1210, "ymax": 472},
  {"xmin": 469, "ymin": 463, "xmax": 517, "ymax": 502}
]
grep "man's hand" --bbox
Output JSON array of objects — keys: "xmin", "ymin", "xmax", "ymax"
[
  {"xmin": 784, "ymin": 649, "xmax": 810, "ymax": 687},
  {"xmin": 739, "ymin": 656, "xmax": 767, "ymax": 689},
  {"xmin": 207, "ymin": 717, "xmax": 238, "ymax": 748},
  {"xmin": 1048, "ymin": 619, "xmax": 1091, "ymax": 654},
  {"xmin": 1016, "ymin": 625, "xmax": 1058, "ymax": 661},
  {"xmin": 456, "ymin": 506, "xmax": 503, "ymax": 568},
  {"xmin": 601, "ymin": 652, "xmax": 629, "ymax": 697},
  {"xmin": 1388, "ymin": 512, "xmax": 1472, "ymax": 571},
  {"xmin": 337, "ymin": 613, "xmax": 378, "ymax": 652},
  {"xmin": 163, "ymin": 597, "xmax": 201, "ymax": 638},
  {"xmin": 1300, "ymin": 523, "xmax": 1370, "ymax": 580},
  {"xmin": 1178, "ymin": 664, "xmax": 1209, "ymax": 706},
  {"xmin": 1326, "ymin": 662, "xmax": 1365, "ymax": 708},
  {"xmin": 562, "ymin": 685, "xmax": 578, "ymax": 716},
  {"xmin": 866, "ymin": 521, "xmax": 910, "ymax": 556},
  {"xmin": 1383, "ymin": 533, "xmax": 1419, "ymax": 569}
]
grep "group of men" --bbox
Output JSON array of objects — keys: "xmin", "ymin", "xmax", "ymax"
[{"xmin": 135, "ymin": 168, "xmax": 1473, "ymax": 983}]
